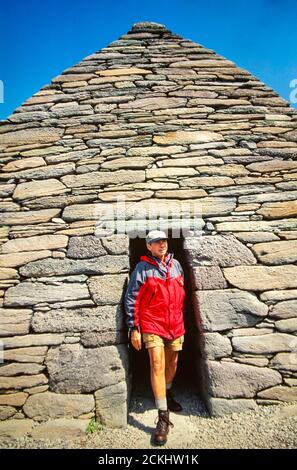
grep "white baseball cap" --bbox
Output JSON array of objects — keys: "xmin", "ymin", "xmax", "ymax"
[{"xmin": 146, "ymin": 230, "xmax": 168, "ymax": 244}]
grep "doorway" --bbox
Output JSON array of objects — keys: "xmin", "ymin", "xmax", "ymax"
[{"xmin": 127, "ymin": 231, "xmax": 204, "ymax": 412}]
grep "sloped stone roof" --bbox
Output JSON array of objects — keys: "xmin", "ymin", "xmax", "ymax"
[{"xmin": 0, "ymin": 20, "xmax": 297, "ymax": 234}]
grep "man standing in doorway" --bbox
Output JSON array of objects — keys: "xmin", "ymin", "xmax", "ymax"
[{"xmin": 124, "ymin": 230, "xmax": 186, "ymax": 446}]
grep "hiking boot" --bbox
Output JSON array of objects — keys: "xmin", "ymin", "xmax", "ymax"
[
  {"xmin": 166, "ymin": 389, "xmax": 182, "ymax": 412},
  {"xmin": 152, "ymin": 409, "xmax": 174, "ymax": 446}
]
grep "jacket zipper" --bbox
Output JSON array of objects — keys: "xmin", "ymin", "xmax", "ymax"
[{"xmin": 166, "ymin": 276, "xmax": 174, "ymax": 340}]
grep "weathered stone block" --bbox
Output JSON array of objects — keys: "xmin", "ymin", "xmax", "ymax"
[
  {"xmin": 270, "ymin": 353, "xmax": 297, "ymax": 372},
  {"xmin": 0, "ymin": 374, "xmax": 48, "ymax": 390},
  {"xmin": 257, "ymin": 200, "xmax": 297, "ymax": 219},
  {"xmin": 81, "ymin": 330, "xmax": 127, "ymax": 347},
  {"xmin": 0, "ymin": 308, "xmax": 32, "ymax": 337},
  {"xmin": 257, "ymin": 386, "xmax": 297, "ymax": 401},
  {"xmin": 223, "ymin": 265, "xmax": 297, "ymax": 290},
  {"xmin": 2, "ymin": 334, "xmax": 64, "ymax": 349},
  {"xmin": 190, "ymin": 266, "xmax": 227, "ymax": 290},
  {"xmin": 0, "ymin": 406, "xmax": 16, "ymax": 420},
  {"xmin": 184, "ymin": 233, "xmax": 256, "ymax": 266},
  {"xmin": 0, "ymin": 362, "xmax": 45, "ymax": 376},
  {"xmin": 19, "ymin": 256, "xmax": 129, "ymax": 278},
  {"xmin": 23, "ymin": 392, "xmax": 95, "ymax": 420},
  {"xmin": 4, "ymin": 282, "xmax": 90, "ymax": 306},
  {"xmin": 0, "ymin": 392, "xmax": 28, "ymax": 407},
  {"xmin": 0, "ymin": 128, "xmax": 63, "ymax": 146},
  {"xmin": 88, "ymin": 274, "xmax": 127, "ymax": 305},
  {"xmin": 61, "ymin": 170, "xmax": 145, "ymax": 189},
  {"xmin": 201, "ymin": 333, "xmax": 232, "ymax": 359},
  {"xmin": 32, "ymin": 304, "xmax": 124, "ymax": 333},
  {"xmin": 251, "ymin": 240, "xmax": 297, "ymax": 265},
  {"xmin": 269, "ymin": 300, "xmax": 297, "ymax": 319},
  {"xmin": 46, "ymin": 343, "xmax": 128, "ymax": 393},
  {"xmin": 100, "ymin": 234, "xmax": 129, "ymax": 255},
  {"xmin": 30, "ymin": 418, "xmax": 87, "ymax": 440},
  {"xmin": 1, "ymin": 235, "xmax": 68, "ymax": 254},
  {"xmin": 67, "ymin": 235, "xmax": 107, "ymax": 258},
  {"xmin": 208, "ymin": 398, "xmax": 258, "ymax": 416},
  {"xmin": 0, "ymin": 250, "xmax": 51, "ymax": 269},
  {"xmin": 13, "ymin": 179, "xmax": 67, "ymax": 200},
  {"xmin": 153, "ymin": 130, "xmax": 223, "ymax": 145},
  {"xmin": 232, "ymin": 333, "xmax": 296, "ymax": 354},
  {"xmin": 275, "ymin": 318, "xmax": 297, "ymax": 334},
  {"xmin": 194, "ymin": 289, "xmax": 268, "ymax": 332},
  {"xmin": 3, "ymin": 346, "xmax": 47, "ymax": 363},
  {"xmin": 95, "ymin": 381, "xmax": 128, "ymax": 428},
  {"xmin": 207, "ymin": 361, "xmax": 282, "ymax": 398},
  {"xmin": 0, "ymin": 419, "xmax": 34, "ymax": 440},
  {"xmin": 119, "ymin": 97, "xmax": 186, "ymax": 110},
  {"xmin": 0, "ymin": 209, "xmax": 60, "ymax": 227}
]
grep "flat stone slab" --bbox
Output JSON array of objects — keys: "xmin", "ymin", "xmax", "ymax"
[
  {"xmin": 88, "ymin": 274, "xmax": 127, "ymax": 305},
  {"xmin": 257, "ymin": 386, "xmax": 297, "ymax": 401},
  {"xmin": 184, "ymin": 233, "xmax": 257, "ymax": 266},
  {"xmin": 119, "ymin": 97, "xmax": 187, "ymax": 110},
  {"xmin": 251, "ymin": 240, "xmax": 297, "ymax": 265},
  {"xmin": 153, "ymin": 130, "xmax": 223, "ymax": 145},
  {"xmin": 232, "ymin": 333, "xmax": 296, "ymax": 354},
  {"xmin": 4, "ymin": 282, "xmax": 90, "ymax": 306},
  {"xmin": 23, "ymin": 391, "xmax": 94, "ymax": 420},
  {"xmin": 2, "ymin": 333, "xmax": 64, "ymax": 349},
  {"xmin": 207, "ymin": 361, "xmax": 282, "ymax": 398},
  {"xmin": 208, "ymin": 398, "xmax": 258, "ymax": 417},
  {"xmin": 30, "ymin": 419, "xmax": 87, "ymax": 440},
  {"xmin": 271, "ymin": 353, "xmax": 297, "ymax": 372},
  {"xmin": 272, "ymin": 404, "xmax": 297, "ymax": 420},
  {"xmin": 67, "ymin": 235, "xmax": 107, "ymax": 258},
  {"xmin": 0, "ymin": 373, "xmax": 48, "ymax": 390},
  {"xmin": 18, "ymin": 256, "xmax": 129, "ymax": 278},
  {"xmin": 194, "ymin": 289, "xmax": 267, "ymax": 332},
  {"xmin": 202, "ymin": 333, "xmax": 232, "ymax": 359},
  {"xmin": 0, "ymin": 308, "xmax": 32, "ymax": 337},
  {"xmin": 0, "ymin": 128, "xmax": 63, "ymax": 146},
  {"xmin": 32, "ymin": 304, "xmax": 124, "ymax": 333},
  {"xmin": 95, "ymin": 381, "xmax": 128, "ymax": 428},
  {"xmin": 46, "ymin": 343, "xmax": 128, "ymax": 393},
  {"xmin": 223, "ymin": 265, "xmax": 297, "ymax": 290},
  {"xmin": 0, "ymin": 392, "xmax": 28, "ymax": 407},
  {"xmin": 0, "ymin": 419, "xmax": 34, "ymax": 440}
]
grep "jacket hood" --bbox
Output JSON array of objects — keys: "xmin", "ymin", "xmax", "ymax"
[{"xmin": 140, "ymin": 252, "xmax": 174, "ymax": 270}]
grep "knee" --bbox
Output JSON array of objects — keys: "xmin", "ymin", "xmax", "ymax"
[
  {"xmin": 167, "ymin": 352, "xmax": 179, "ymax": 367},
  {"xmin": 150, "ymin": 355, "xmax": 165, "ymax": 374}
]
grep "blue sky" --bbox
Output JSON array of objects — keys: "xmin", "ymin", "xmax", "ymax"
[{"xmin": 1, "ymin": 0, "xmax": 297, "ymax": 120}]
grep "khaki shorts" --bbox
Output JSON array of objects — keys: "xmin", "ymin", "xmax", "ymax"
[{"xmin": 142, "ymin": 333, "xmax": 184, "ymax": 351}]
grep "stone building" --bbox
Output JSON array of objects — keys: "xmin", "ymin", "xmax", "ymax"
[{"xmin": 0, "ymin": 21, "xmax": 297, "ymax": 436}]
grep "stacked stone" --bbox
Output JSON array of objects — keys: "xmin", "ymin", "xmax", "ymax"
[
  {"xmin": 0, "ymin": 20, "xmax": 297, "ymax": 430},
  {"xmin": 183, "ymin": 232, "xmax": 297, "ymax": 415}
]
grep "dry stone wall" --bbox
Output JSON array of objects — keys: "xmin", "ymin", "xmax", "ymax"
[{"xmin": 0, "ymin": 21, "xmax": 297, "ymax": 428}]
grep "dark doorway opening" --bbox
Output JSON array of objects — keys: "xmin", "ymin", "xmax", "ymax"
[{"xmin": 127, "ymin": 231, "xmax": 203, "ymax": 412}]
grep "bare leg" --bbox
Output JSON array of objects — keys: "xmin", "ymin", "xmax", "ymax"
[
  {"xmin": 165, "ymin": 348, "xmax": 179, "ymax": 386},
  {"xmin": 148, "ymin": 346, "xmax": 166, "ymax": 399}
]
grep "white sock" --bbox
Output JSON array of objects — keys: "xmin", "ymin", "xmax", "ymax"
[
  {"xmin": 166, "ymin": 382, "xmax": 172, "ymax": 391},
  {"xmin": 155, "ymin": 396, "xmax": 167, "ymax": 411}
]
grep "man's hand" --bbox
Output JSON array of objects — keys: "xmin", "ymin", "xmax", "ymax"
[{"xmin": 131, "ymin": 330, "xmax": 142, "ymax": 351}]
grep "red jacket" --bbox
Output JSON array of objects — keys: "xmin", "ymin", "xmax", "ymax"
[{"xmin": 124, "ymin": 252, "xmax": 186, "ymax": 340}]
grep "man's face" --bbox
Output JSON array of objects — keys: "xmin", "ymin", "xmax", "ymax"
[{"xmin": 147, "ymin": 239, "xmax": 168, "ymax": 259}]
